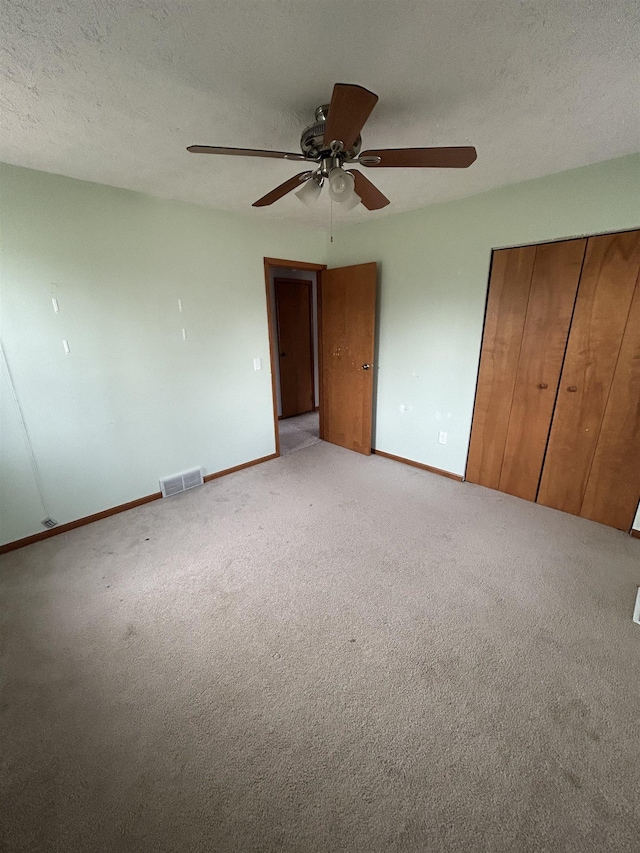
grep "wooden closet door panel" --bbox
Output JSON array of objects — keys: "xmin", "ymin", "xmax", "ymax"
[
  {"xmin": 499, "ymin": 239, "xmax": 586, "ymax": 501},
  {"xmin": 466, "ymin": 246, "xmax": 536, "ymax": 488},
  {"xmin": 538, "ymin": 231, "xmax": 640, "ymax": 515},
  {"xmin": 580, "ymin": 276, "xmax": 640, "ymax": 530}
]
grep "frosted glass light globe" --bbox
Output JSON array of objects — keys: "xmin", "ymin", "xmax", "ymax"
[
  {"xmin": 295, "ymin": 178, "xmax": 322, "ymax": 207},
  {"xmin": 328, "ymin": 168, "xmax": 357, "ymax": 204}
]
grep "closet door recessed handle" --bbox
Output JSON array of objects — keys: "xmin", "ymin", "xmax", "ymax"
[
  {"xmin": 567, "ymin": 385, "xmax": 577, "ymax": 392},
  {"xmin": 538, "ymin": 383, "xmax": 548, "ymax": 389}
]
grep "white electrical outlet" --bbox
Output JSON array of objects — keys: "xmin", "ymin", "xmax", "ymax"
[
  {"xmin": 439, "ymin": 431, "xmax": 447, "ymax": 445},
  {"xmin": 633, "ymin": 587, "xmax": 640, "ymax": 625},
  {"xmin": 253, "ymin": 358, "xmax": 262, "ymax": 371}
]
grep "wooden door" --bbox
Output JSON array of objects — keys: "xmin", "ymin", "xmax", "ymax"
[
  {"xmin": 579, "ymin": 276, "xmax": 640, "ymax": 529},
  {"xmin": 537, "ymin": 231, "xmax": 640, "ymax": 517},
  {"xmin": 319, "ymin": 262, "xmax": 377, "ymax": 454},
  {"xmin": 498, "ymin": 239, "xmax": 586, "ymax": 500},
  {"xmin": 466, "ymin": 239, "xmax": 586, "ymax": 497},
  {"xmin": 275, "ymin": 278, "xmax": 315, "ymax": 419},
  {"xmin": 466, "ymin": 246, "xmax": 536, "ymax": 489}
]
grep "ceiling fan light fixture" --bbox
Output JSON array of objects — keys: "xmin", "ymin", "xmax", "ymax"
[
  {"xmin": 187, "ymin": 84, "xmax": 476, "ymax": 210},
  {"xmin": 342, "ymin": 188, "xmax": 361, "ymax": 210},
  {"xmin": 328, "ymin": 168, "xmax": 357, "ymax": 204},
  {"xmin": 295, "ymin": 177, "xmax": 322, "ymax": 207}
]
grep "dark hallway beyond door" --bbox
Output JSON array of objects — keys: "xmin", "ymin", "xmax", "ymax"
[{"xmin": 275, "ymin": 278, "xmax": 315, "ymax": 419}]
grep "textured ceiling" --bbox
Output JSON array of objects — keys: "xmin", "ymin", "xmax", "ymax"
[{"xmin": 1, "ymin": 0, "xmax": 639, "ymax": 228}]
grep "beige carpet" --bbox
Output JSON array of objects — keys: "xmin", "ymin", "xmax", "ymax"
[
  {"xmin": 1, "ymin": 441, "xmax": 639, "ymax": 852},
  {"xmin": 278, "ymin": 410, "xmax": 320, "ymax": 455}
]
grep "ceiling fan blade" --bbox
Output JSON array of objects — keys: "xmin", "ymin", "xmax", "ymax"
[
  {"xmin": 358, "ymin": 147, "xmax": 477, "ymax": 168},
  {"xmin": 187, "ymin": 145, "xmax": 308, "ymax": 161},
  {"xmin": 252, "ymin": 172, "xmax": 313, "ymax": 207},
  {"xmin": 323, "ymin": 84, "xmax": 378, "ymax": 152},
  {"xmin": 347, "ymin": 170, "xmax": 390, "ymax": 211}
]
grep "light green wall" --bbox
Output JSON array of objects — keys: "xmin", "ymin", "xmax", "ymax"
[
  {"xmin": 0, "ymin": 163, "xmax": 324, "ymax": 544},
  {"xmin": 2, "ymin": 155, "xmax": 639, "ymax": 546},
  {"xmin": 327, "ymin": 154, "xmax": 640, "ymax": 529}
]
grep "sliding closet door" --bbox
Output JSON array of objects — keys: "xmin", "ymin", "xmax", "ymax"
[
  {"xmin": 466, "ymin": 246, "xmax": 536, "ymax": 489},
  {"xmin": 498, "ymin": 239, "xmax": 586, "ymax": 500},
  {"xmin": 466, "ymin": 247, "xmax": 537, "ymax": 489},
  {"xmin": 466, "ymin": 239, "xmax": 585, "ymax": 497},
  {"xmin": 537, "ymin": 231, "xmax": 640, "ymax": 517},
  {"xmin": 579, "ymin": 278, "xmax": 640, "ymax": 529}
]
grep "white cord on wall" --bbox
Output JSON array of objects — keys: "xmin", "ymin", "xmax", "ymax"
[{"xmin": 0, "ymin": 338, "xmax": 51, "ymax": 519}]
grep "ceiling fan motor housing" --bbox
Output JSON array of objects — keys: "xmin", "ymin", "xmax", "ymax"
[{"xmin": 300, "ymin": 105, "xmax": 362, "ymax": 161}]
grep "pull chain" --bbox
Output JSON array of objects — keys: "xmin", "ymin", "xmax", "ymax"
[{"xmin": 330, "ymin": 199, "xmax": 334, "ymax": 243}]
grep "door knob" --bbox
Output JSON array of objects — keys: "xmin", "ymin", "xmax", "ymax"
[
  {"xmin": 538, "ymin": 383, "xmax": 548, "ymax": 389},
  {"xmin": 362, "ymin": 364, "xmax": 371, "ymax": 370},
  {"xmin": 567, "ymin": 385, "xmax": 577, "ymax": 392}
]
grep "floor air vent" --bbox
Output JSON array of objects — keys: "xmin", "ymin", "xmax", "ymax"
[{"xmin": 159, "ymin": 467, "xmax": 205, "ymax": 498}]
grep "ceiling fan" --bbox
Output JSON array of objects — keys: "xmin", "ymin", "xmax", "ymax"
[{"xmin": 187, "ymin": 84, "xmax": 477, "ymax": 211}]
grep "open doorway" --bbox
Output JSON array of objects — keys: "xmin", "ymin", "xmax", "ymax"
[
  {"xmin": 264, "ymin": 257, "xmax": 378, "ymax": 458},
  {"xmin": 264, "ymin": 258, "xmax": 326, "ymax": 456}
]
